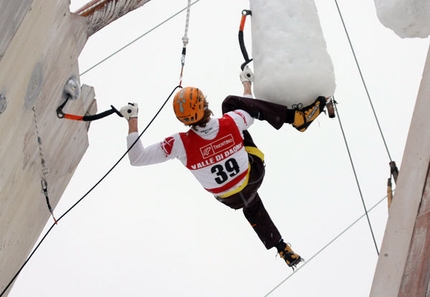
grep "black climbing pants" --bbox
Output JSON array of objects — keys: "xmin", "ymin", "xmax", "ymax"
[
  {"xmin": 216, "ymin": 150, "xmax": 282, "ymax": 249},
  {"xmin": 214, "ymin": 95, "xmax": 292, "ymax": 249}
]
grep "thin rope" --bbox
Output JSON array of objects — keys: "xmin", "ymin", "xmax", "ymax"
[
  {"xmin": 264, "ymin": 193, "xmax": 388, "ymax": 296},
  {"xmin": 32, "ymin": 107, "xmax": 50, "ymax": 178},
  {"xmin": 80, "ymin": 0, "xmax": 201, "ymax": 77},
  {"xmin": 183, "ymin": 0, "xmax": 191, "ymax": 42},
  {"xmin": 334, "ymin": 98, "xmax": 380, "ymax": 255},
  {"xmin": 179, "ymin": 0, "xmax": 192, "ymax": 86},
  {"xmin": 334, "ymin": 0, "xmax": 393, "ymax": 162},
  {"xmin": 0, "ymin": 86, "xmax": 181, "ymax": 297},
  {"xmin": 267, "ymin": 2, "xmax": 391, "ymax": 295},
  {"xmin": 1, "ymin": 2, "xmax": 201, "ymax": 293},
  {"xmin": 32, "ymin": 106, "xmax": 58, "ymax": 224}
]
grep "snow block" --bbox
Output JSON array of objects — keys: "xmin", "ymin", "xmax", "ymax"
[
  {"xmin": 374, "ymin": 0, "xmax": 430, "ymax": 38},
  {"xmin": 249, "ymin": 0, "xmax": 336, "ymax": 107}
]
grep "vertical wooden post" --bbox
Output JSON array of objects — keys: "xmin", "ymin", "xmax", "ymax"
[
  {"xmin": 399, "ymin": 168, "xmax": 430, "ymax": 296},
  {"xmin": 370, "ymin": 45, "xmax": 430, "ymax": 296}
]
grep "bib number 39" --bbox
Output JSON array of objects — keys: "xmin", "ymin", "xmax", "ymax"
[{"xmin": 211, "ymin": 158, "xmax": 240, "ymax": 184}]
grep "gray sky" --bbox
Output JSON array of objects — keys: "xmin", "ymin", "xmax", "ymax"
[{"xmin": 8, "ymin": 0, "xmax": 430, "ymax": 296}]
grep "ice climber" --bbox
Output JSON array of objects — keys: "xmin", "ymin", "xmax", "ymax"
[{"xmin": 120, "ymin": 66, "xmax": 327, "ymax": 269}]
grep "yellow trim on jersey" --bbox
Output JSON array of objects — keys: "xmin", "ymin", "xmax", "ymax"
[
  {"xmin": 216, "ymin": 163, "xmax": 251, "ymax": 198},
  {"xmin": 216, "ymin": 146, "xmax": 264, "ymax": 198},
  {"xmin": 245, "ymin": 146, "xmax": 264, "ymax": 162}
]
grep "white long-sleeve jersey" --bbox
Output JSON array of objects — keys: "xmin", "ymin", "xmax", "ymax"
[{"xmin": 126, "ymin": 110, "xmax": 254, "ymax": 196}]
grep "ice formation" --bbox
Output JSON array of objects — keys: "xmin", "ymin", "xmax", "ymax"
[
  {"xmin": 374, "ymin": 0, "xmax": 430, "ymax": 38},
  {"xmin": 249, "ymin": 0, "xmax": 336, "ymax": 107}
]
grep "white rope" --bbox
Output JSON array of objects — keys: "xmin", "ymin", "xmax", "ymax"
[
  {"xmin": 179, "ymin": 0, "xmax": 192, "ymax": 85},
  {"xmin": 32, "ymin": 106, "xmax": 57, "ymax": 223},
  {"xmin": 182, "ymin": 0, "xmax": 192, "ymax": 47},
  {"xmin": 32, "ymin": 107, "xmax": 49, "ymax": 178}
]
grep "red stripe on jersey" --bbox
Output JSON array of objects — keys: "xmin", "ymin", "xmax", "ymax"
[
  {"xmin": 233, "ymin": 110, "xmax": 248, "ymax": 125},
  {"xmin": 161, "ymin": 136, "xmax": 175, "ymax": 157}
]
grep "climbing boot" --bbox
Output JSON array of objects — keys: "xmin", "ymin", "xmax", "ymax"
[
  {"xmin": 278, "ymin": 242, "xmax": 303, "ymax": 269},
  {"xmin": 292, "ymin": 96, "xmax": 327, "ymax": 132}
]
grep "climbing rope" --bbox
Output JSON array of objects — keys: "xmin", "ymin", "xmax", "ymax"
[
  {"xmin": 333, "ymin": 96, "xmax": 380, "ymax": 255},
  {"xmin": 32, "ymin": 106, "xmax": 58, "ymax": 224},
  {"xmin": 179, "ymin": 0, "xmax": 192, "ymax": 86},
  {"xmin": 80, "ymin": 0, "xmax": 201, "ymax": 77},
  {"xmin": 3, "ymin": 2, "xmax": 392, "ymax": 296},
  {"xmin": 264, "ymin": 193, "xmax": 389, "ymax": 296},
  {"xmin": 0, "ymin": 86, "xmax": 181, "ymax": 297},
  {"xmin": 0, "ymin": 2, "xmax": 195, "ymax": 295},
  {"xmin": 333, "ymin": 0, "xmax": 399, "ymax": 207},
  {"xmin": 237, "ymin": 3, "xmax": 381, "ymax": 260},
  {"xmin": 60, "ymin": 0, "xmax": 194, "ymax": 120}
]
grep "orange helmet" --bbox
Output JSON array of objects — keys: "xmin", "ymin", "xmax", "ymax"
[{"xmin": 173, "ymin": 87, "xmax": 205, "ymax": 124}]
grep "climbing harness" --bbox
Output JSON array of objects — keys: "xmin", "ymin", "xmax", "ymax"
[
  {"xmin": 32, "ymin": 106, "xmax": 58, "ymax": 224},
  {"xmin": 179, "ymin": 0, "xmax": 192, "ymax": 86},
  {"xmin": 238, "ymin": 9, "xmax": 253, "ymax": 70}
]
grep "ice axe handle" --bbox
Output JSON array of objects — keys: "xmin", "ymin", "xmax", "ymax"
[{"xmin": 111, "ymin": 105, "xmax": 123, "ymax": 117}]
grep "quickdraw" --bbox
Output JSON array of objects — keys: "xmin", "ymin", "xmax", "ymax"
[
  {"xmin": 387, "ymin": 161, "xmax": 399, "ymax": 208},
  {"xmin": 33, "ymin": 106, "xmax": 58, "ymax": 224},
  {"xmin": 239, "ymin": 9, "xmax": 253, "ymax": 70},
  {"xmin": 41, "ymin": 178, "xmax": 58, "ymax": 224}
]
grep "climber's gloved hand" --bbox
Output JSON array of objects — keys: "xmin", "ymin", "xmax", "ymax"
[
  {"xmin": 240, "ymin": 65, "xmax": 254, "ymax": 83},
  {"xmin": 120, "ymin": 103, "xmax": 139, "ymax": 120}
]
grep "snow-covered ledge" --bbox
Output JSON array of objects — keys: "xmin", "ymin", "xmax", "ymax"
[{"xmin": 374, "ymin": 0, "xmax": 430, "ymax": 38}]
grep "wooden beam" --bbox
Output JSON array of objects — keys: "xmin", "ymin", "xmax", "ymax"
[
  {"xmin": 74, "ymin": 0, "xmax": 109, "ymax": 16},
  {"xmin": 74, "ymin": 0, "xmax": 152, "ymax": 37},
  {"xmin": 0, "ymin": 0, "xmax": 33, "ymax": 62},
  {"xmin": 399, "ymin": 167, "xmax": 430, "ymax": 296},
  {"xmin": 370, "ymin": 45, "xmax": 430, "ymax": 296},
  {"xmin": 0, "ymin": 0, "xmax": 152, "ymax": 295},
  {"xmin": 0, "ymin": 1, "xmax": 91, "ymax": 296}
]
